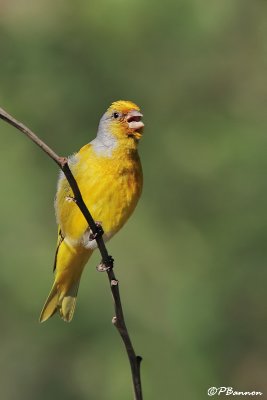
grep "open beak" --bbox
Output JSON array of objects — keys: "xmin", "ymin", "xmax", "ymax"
[{"xmin": 126, "ymin": 110, "xmax": 144, "ymax": 139}]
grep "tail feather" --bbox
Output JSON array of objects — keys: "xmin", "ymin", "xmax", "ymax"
[
  {"xmin": 40, "ymin": 238, "xmax": 93, "ymax": 323},
  {"xmin": 60, "ymin": 280, "xmax": 80, "ymax": 322},
  {"xmin": 39, "ymin": 279, "xmax": 80, "ymax": 323},
  {"xmin": 39, "ymin": 283, "xmax": 59, "ymax": 323}
]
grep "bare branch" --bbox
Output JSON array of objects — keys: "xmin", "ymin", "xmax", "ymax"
[
  {"xmin": 0, "ymin": 106, "xmax": 143, "ymax": 400},
  {"xmin": 0, "ymin": 107, "xmax": 61, "ymax": 166}
]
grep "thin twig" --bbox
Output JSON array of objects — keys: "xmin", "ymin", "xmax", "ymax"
[{"xmin": 0, "ymin": 106, "xmax": 143, "ymax": 400}]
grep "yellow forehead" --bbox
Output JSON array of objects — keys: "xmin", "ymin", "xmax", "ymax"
[{"xmin": 108, "ymin": 100, "xmax": 140, "ymax": 114}]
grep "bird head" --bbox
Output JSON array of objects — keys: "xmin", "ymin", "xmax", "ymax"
[{"xmin": 97, "ymin": 100, "xmax": 144, "ymax": 149}]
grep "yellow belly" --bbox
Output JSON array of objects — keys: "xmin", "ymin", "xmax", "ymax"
[{"xmin": 55, "ymin": 143, "xmax": 143, "ymax": 243}]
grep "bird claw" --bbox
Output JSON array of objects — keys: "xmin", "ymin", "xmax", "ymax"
[
  {"xmin": 65, "ymin": 195, "xmax": 76, "ymax": 203},
  {"xmin": 89, "ymin": 221, "xmax": 104, "ymax": 241},
  {"xmin": 96, "ymin": 256, "xmax": 114, "ymax": 272}
]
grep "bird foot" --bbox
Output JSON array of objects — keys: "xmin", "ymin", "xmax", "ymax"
[
  {"xmin": 89, "ymin": 221, "xmax": 104, "ymax": 241},
  {"xmin": 96, "ymin": 256, "xmax": 114, "ymax": 272},
  {"xmin": 65, "ymin": 195, "xmax": 76, "ymax": 203}
]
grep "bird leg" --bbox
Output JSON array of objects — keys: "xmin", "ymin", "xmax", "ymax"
[
  {"xmin": 82, "ymin": 222, "xmax": 102, "ymax": 249},
  {"xmin": 65, "ymin": 195, "xmax": 76, "ymax": 203},
  {"xmin": 89, "ymin": 221, "xmax": 104, "ymax": 241}
]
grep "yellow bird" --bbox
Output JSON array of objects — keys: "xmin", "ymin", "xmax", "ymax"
[{"xmin": 40, "ymin": 100, "xmax": 144, "ymax": 322}]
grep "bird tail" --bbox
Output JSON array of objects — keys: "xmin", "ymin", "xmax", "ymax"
[
  {"xmin": 39, "ymin": 278, "xmax": 81, "ymax": 323},
  {"xmin": 39, "ymin": 239, "xmax": 93, "ymax": 323}
]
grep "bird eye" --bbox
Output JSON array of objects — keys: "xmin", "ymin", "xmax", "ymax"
[{"xmin": 113, "ymin": 112, "xmax": 119, "ymax": 119}]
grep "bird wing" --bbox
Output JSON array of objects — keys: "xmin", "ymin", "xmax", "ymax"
[{"xmin": 53, "ymin": 227, "xmax": 64, "ymax": 271}]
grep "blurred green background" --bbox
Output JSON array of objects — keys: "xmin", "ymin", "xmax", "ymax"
[{"xmin": 0, "ymin": 0, "xmax": 267, "ymax": 399}]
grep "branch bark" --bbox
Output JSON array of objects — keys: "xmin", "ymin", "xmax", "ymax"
[{"xmin": 0, "ymin": 106, "xmax": 143, "ymax": 400}]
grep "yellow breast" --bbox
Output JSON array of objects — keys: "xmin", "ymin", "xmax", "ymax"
[{"xmin": 55, "ymin": 142, "xmax": 143, "ymax": 243}]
